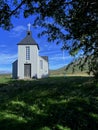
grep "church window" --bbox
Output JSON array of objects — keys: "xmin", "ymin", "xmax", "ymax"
[
  {"xmin": 26, "ymin": 46, "xmax": 30, "ymax": 60},
  {"xmin": 40, "ymin": 60, "xmax": 43, "ymax": 69}
]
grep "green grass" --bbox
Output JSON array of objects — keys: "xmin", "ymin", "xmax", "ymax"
[
  {"xmin": 0, "ymin": 75, "xmax": 98, "ymax": 130},
  {"xmin": 0, "ymin": 74, "xmax": 11, "ymax": 83}
]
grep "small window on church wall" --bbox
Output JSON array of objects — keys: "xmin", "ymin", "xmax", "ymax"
[
  {"xmin": 26, "ymin": 46, "xmax": 30, "ymax": 60},
  {"xmin": 40, "ymin": 60, "xmax": 43, "ymax": 69}
]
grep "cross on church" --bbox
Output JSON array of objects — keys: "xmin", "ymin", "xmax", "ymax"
[{"xmin": 27, "ymin": 23, "xmax": 31, "ymax": 31}]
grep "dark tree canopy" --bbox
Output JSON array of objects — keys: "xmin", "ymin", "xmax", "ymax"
[{"xmin": 0, "ymin": 0, "xmax": 98, "ymax": 77}]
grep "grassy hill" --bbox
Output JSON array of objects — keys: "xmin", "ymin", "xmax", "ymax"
[
  {"xmin": 0, "ymin": 74, "xmax": 11, "ymax": 83},
  {"xmin": 50, "ymin": 61, "xmax": 89, "ymax": 77},
  {"xmin": 0, "ymin": 75, "xmax": 98, "ymax": 130}
]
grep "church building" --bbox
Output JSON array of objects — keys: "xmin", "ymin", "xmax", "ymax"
[{"xmin": 12, "ymin": 24, "xmax": 49, "ymax": 79}]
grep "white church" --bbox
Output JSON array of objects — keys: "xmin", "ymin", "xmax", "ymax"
[{"xmin": 12, "ymin": 24, "xmax": 49, "ymax": 79}]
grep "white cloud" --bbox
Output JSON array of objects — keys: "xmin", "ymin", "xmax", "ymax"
[
  {"xmin": 0, "ymin": 67, "xmax": 11, "ymax": 73},
  {"xmin": 0, "ymin": 52, "xmax": 17, "ymax": 72},
  {"xmin": 50, "ymin": 63, "xmax": 67, "ymax": 70},
  {"xmin": 0, "ymin": 53, "xmax": 17, "ymax": 65},
  {"xmin": 49, "ymin": 53, "xmax": 74, "ymax": 70},
  {"xmin": 0, "ymin": 44, "xmax": 7, "ymax": 48},
  {"xmin": 49, "ymin": 54, "xmax": 73, "ymax": 61},
  {"xmin": 9, "ymin": 25, "xmax": 26, "ymax": 38},
  {"xmin": 13, "ymin": 25, "xmax": 26, "ymax": 32}
]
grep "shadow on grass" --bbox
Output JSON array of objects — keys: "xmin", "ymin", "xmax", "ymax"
[{"xmin": 0, "ymin": 76, "xmax": 98, "ymax": 130}]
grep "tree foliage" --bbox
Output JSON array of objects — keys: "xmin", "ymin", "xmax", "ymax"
[{"xmin": 0, "ymin": 0, "xmax": 98, "ymax": 77}]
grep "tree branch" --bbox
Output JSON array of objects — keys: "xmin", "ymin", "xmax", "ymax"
[{"xmin": 9, "ymin": 0, "xmax": 25, "ymax": 17}]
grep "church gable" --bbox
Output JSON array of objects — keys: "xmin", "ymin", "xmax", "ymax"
[{"xmin": 17, "ymin": 31, "xmax": 39, "ymax": 49}]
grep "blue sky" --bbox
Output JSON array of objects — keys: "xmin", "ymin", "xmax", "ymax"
[{"xmin": 0, "ymin": 16, "xmax": 74, "ymax": 73}]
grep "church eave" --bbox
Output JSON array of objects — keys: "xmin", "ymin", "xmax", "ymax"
[
  {"xmin": 17, "ymin": 43, "xmax": 39, "ymax": 49},
  {"xmin": 41, "ymin": 56, "xmax": 48, "ymax": 61}
]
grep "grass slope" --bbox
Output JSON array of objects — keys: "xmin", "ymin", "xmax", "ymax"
[
  {"xmin": 50, "ymin": 62, "xmax": 89, "ymax": 76},
  {"xmin": 0, "ymin": 75, "xmax": 98, "ymax": 130},
  {"xmin": 0, "ymin": 74, "xmax": 11, "ymax": 83}
]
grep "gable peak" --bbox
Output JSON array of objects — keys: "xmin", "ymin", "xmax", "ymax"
[{"xmin": 27, "ymin": 31, "xmax": 32, "ymax": 36}]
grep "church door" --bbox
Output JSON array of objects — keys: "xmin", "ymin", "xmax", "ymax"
[{"xmin": 24, "ymin": 64, "xmax": 31, "ymax": 78}]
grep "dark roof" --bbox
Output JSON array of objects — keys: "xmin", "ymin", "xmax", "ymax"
[
  {"xmin": 12, "ymin": 59, "xmax": 18, "ymax": 64},
  {"xmin": 17, "ymin": 31, "xmax": 39, "ymax": 49},
  {"xmin": 41, "ymin": 56, "xmax": 48, "ymax": 62}
]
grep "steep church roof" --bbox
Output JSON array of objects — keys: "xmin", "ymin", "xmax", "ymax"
[
  {"xmin": 41, "ymin": 56, "xmax": 48, "ymax": 62},
  {"xmin": 17, "ymin": 31, "xmax": 39, "ymax": 49}
]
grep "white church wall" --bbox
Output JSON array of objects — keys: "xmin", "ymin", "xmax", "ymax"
[
  {"xmin": 38, "ymin": 56, "xmax": 49, "ymax": 78},
  {"xmin": 30, "ymin": 45, "xmax": 38, "ymax": 78},
  {"xmin": 43, "ymin": 59, "xmax": 49, "ymax": 77},
  {"xmin": 18, "ymin": 45, "xmax": 38, "ymax": 79},
  {"xmin": 18, "ymin": 45, "xmax": 25, "ymax": 79}
]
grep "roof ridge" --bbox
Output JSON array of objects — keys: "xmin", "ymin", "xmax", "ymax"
[{"xmin": 17, "ymin": 31, "xmax": 39, "ymax": 49}]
